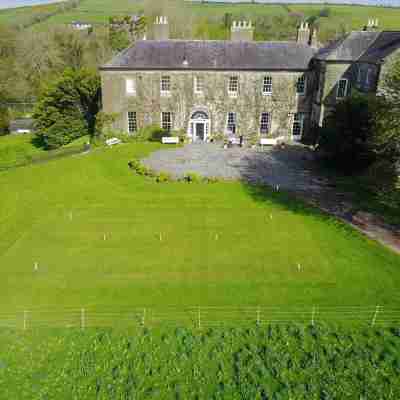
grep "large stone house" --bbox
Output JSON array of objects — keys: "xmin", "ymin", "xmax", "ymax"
[{"xmin": 100, "ymin": 18, "xmax": 400, "ymax": 143}]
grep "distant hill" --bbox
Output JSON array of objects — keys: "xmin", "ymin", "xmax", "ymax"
[
  {"xmin": 0, "ymin": 0, "xmax": 65, "ymax": 11},
  {"xmin": 189, "ymin": 0, "xmax": 400, "ymax": 6}
]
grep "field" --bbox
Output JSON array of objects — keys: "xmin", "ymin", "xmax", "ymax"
[
  {"xmin": 0, "ymin": 325, "xmax": 400, "ymax": 398},
  {"xmin": 2, "ymin": 0, "xmax": 400, "ymax": 42},
  {"xmin": 0, "ymin": 141, "xmax": 399, "ymax": 317}
]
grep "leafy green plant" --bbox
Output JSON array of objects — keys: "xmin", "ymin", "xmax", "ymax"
[
  {"xmin": 183, "ymin": 172, "xmax": 203, "ymax": 183},
  {"xmin": 134, "ymin": 125, "xmax": 167, "ymax": 142},
  {"xmin": 155, "ymin": 171, "xmax": 172, "ymax": 183}
]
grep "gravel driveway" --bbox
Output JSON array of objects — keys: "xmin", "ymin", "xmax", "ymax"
[{"xmin": 142, "ymin": 142, "xmax": 328, "ymax": 192}]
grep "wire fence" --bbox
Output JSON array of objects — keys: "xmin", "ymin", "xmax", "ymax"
[{"xmin": 1, "ymin": 306, "xmax": 400, "ymax": 330}]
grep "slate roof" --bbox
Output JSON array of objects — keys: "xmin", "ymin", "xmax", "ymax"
[
  {"xmin": 359, "ymin": 31, "xmax": 400, "ymax": 62},
  {"xmin": 314, "ymin": 31, "xmax": 380, "ymax": 61},
  {"xmin": 101, "ymin": 40, "xmax": 318, "ymax": 71}
]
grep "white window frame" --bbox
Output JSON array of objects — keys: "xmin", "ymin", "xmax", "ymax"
[
  {"xmin": 194, "ymin": 76, "xmax": 204, "ymax": 94},
  {"xmin": 228, "ymin": 76, "xmax": 239, "ymax": 97},
  {"xmin": 292, "ymin": 113, "xmax": 304, "ymax": 140},
  {"xmin": 296, "ymin": 76, "xmax": 306, "ymax": 96},
  {"xmin": 125, "ymin": 78, "xmax": 136, "ymax": 96},
  {"xmin": 161, "ymin": 111, "xmax": 173, "ymax": 132},
  {"xmin": 336, "ymin": 78, "xmax": 349, "ymax": 99},
  {"xmin": 226, "ymin": 112, "xmax": 237, "ymax": 135},
  {"xmin": 127, "ymin": 111, "xmax": 137, "ymax": 134},
  {"xmin": 160, "ymin": 75, "xmax": 171, "ymax": 96},
  {"xmin": 260, "ymin": 112, "xmax": 271, "ymax": 135},
  {"xmin": 262, "ymin": 76, "xmax": 272, "ymax": 95}
]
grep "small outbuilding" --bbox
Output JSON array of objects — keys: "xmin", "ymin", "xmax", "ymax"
[{"xmin": 9, "ymin": 118, "xmax": 35, "ymax": 135}]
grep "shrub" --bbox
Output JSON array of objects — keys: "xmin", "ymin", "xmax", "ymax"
[
  {"xmin": 209, "ymin": 133, "xmax": 225, "ymax": 143},
  {"xmin": 43, "ymin": 115, "xmax": 87, "ymax": 149},
  {"xmin": 155, "ymin": 171, "xmax": 172, "ymax": 183},
  {"xmin": 316, "ymin": 94, "xmax": 375, "ymax": 172},
  {"xmin": 134, "ymin": 125, "xmax": 167, "ymax": 142},
  {"xmin": 128, "ymin": 159, "xmax": 151, "ymax": 176},
  {"xmin": 183, "ymin": 172, "xmax": 202, "ymax": 183}
]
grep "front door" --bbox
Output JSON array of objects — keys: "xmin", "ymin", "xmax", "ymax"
[{"xmin": 195, "ymin": 123, "xmax": 205, "ymax": 142}]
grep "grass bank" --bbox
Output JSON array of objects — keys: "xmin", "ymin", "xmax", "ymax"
[{"xmin": 0, "ymin": 325, "xmax": 399, "ymax": 398}]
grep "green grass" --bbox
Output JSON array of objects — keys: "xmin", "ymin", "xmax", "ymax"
[
  {"xmin": 0, "ymin": 134, "xmax": 46, "ymax": 169},
  {"xmin": 4, "ymin": 0, "xmax": 398, "ymax": 42},
  {"xmin": 0, "ymin": 142, "xmax": 399, "ymax": 314},
  {"xmin": 1, "ymin": 325, "xmax": 400, "ymax": 399},
  {"xmin": 0, "ymin": 133, "xmax": 88, "ymax": 169},
  {"xmin": 0, "ymin": 2, "xmax": 63, "ymax": 26}
]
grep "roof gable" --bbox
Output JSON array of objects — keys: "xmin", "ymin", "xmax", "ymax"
[
  {"xmin": 315, "ymin": 31, "xmax": 380, "ymax": 62},
  {"xmin": 359, "ymin": 31, "xmax": 400, "ymax": 62}
]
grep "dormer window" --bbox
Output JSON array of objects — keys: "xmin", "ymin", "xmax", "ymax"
[
  {"xmin": 263, "ymin": 76, "xmax": 272, "ymax": 95},
  {"xmin": 337, "ymin": 79, "xmax": 349, "ymax": 99},
  {"xmin": 126, "ymin": 78, "xmax": 136, "ymax": 95},
  {"xmin": 228, "ymin": 76, "xmax": 239, "ymax": 96},
  {"xmin": 160, "ymin": 75, "xmax": 171, "ymax": 95},
  {"xmin": 296, "ymin": 76, "xmax": 306, "ymax": 95}
]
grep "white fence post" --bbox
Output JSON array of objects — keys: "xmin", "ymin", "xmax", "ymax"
[
  {"xmin": 311, "ymin": 306, "xmax": 316, "ymax": 326},
  {"xmin": 23, "ymin": 310, "xmax": 28, "ymax": 331},
  {"xmin": 256, "ymin": 307, "xmax": 261, "ymax": 326},
  {"xmin": 81, "ymin": 308, "xmax": 85, "ymax": 330},
  {"xmin": 371, "ymin": 305, "xmax": 380, "ymax": 327},
  {"xmin": 198, "ymin": 307, "xmax": 201, "ymax": 329}
]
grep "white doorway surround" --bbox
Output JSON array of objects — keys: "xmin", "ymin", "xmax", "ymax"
[{"xmin": 188, "ymin": 110, "xmax": 210, "ymax": 142}]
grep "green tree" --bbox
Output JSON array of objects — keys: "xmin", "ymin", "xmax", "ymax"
[
  {"xmin": 375, "ymin": 57, "xmax": 400, "ymax": 164},
  {"xmin": 34, "ymin": 68, "xmax": 101, "ymax": 148},
  {"xmin": 317, "ymin": 94, "xmax": 374, "ymax": 171}
]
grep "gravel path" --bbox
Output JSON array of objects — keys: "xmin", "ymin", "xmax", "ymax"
[
  {"xmin": 142, "ymin": 142, "xmax": 400, "ymax": 254},
  {"xmin": 142, "ymin": 142, "xmax": 324, "ymax": 190}
]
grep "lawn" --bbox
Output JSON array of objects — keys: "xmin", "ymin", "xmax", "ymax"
[
  {"xmin": 0, "ymin": 133, "xmax": 88, "ymax": 170},
  {"xmin": 0, "ymin": 142, "xmax": 399, "ymax": 318},
  {"xmin": 0, "ymin": 134, "xmax": 46, "ymax": 169}
]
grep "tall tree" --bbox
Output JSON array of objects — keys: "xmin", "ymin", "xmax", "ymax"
[{"xmin": 34, "ymin": 68, "xmax": 101, "ymax": 148}]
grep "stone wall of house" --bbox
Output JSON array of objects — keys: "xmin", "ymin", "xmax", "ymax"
[
  {"xmin": 312, "ymin": 60, "xmax": 381, "ymax": 126},
  {"xmin": 101, "ymin": 69, "xmax": 316, "ymax": 141}
]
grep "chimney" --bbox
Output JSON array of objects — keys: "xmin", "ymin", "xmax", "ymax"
[
  {"xmin": 366, "ymin": 18, "xmax": 379, "ymax": 31},
  {"xmin": 297, "ymin": 22, "xmax": 311, "ymax": 45},
  {"xmin": 153, "ymin": 16, "xmax": 169, "ymax": 40},
  {"xmin": 310, "ymin": 28, "xmax": 318, "ymax": 48},
  {"xmin": 230, "ymin": 20, "xmax": 254, "ymax": 41}
]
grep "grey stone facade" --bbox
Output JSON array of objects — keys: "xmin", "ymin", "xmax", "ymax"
[
  {"xmin": 101, "ymin": 19, "xmax": 400, "ymax": 143},
  {"xmin": 101, "ymin": 69, "xmax": 315, "ymax": 141}
]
